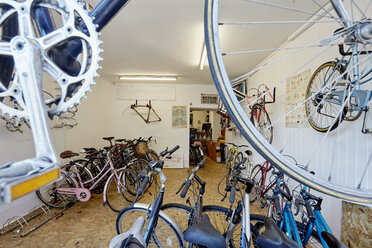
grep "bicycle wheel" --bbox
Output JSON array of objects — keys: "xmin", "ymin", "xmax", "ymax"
[
  {"xmin": 250, "ymin": 164, "xmax": 263, "ymax": 203},
  {"xmin": 116, "ymin": 204, "xmax": 184, "ymax": 248},
  {"xmin": 105, "ymin": 168, "xmax": 138, "ymax": 212},
  {"xmin": 250, "ymin": 104, "xmax": 273, "ymax": 144},
  {"xmin": 160, "ymin": 203, "xmax": 192, "ymax": 232},
  {"xmin": 74, "ymin": 158, "xmax": 101, "ymax": 177},
  {"xmin": 36, "ymin": 170, "xmax": 78, "ymax": 209},
  {"xmin": 146, "ymin": 149, "xmax": 160, "ymax": 162},
  {"xmin": 203, "ymin": 205, "xmax": 268, "ymax": 248},
  {"xmin": 305, "ymin": 61, "xmax": 347, "ymax": 132},
  {"xmin": 205, "ymin": 0, "xmax": 372, "ymax": 203}
]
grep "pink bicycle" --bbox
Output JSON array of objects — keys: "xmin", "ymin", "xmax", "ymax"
[{"xmin": 36, "ymin": 148, "xmax": 139, "ymax": 212}]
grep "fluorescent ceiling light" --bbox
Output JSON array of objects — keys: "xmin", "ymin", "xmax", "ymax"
[
  {"xmin": 199, "ymin": 44, "xmax": 207, "ymax": 71},
  {"xmin": 119, "ymin": 75, "xmax": 178, "ymax": 81}
]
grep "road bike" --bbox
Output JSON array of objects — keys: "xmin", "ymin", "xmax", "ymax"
[
  {"xmin": 36, "ymin": 147, "xmax": 138, "ymax": 212},
  {"xmin": 204, "ymin": 0, "xmax": 372, "ymax": 204},
  {"xmin": 306, "ymin": 53, "xmax": 371, "ymax": 133},
  {"xmin": 246, "ymin": 84, "xmax": 276, "ymax": 144},
  {"xmin": 115, "ymin": 145, "xmax": 185, "ymax": 248}
]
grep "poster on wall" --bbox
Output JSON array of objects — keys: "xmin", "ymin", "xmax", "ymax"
[
  {"xmin": 201, "ymin": 94, "xmax": 218, "ymax": 104},
  {"xmin": 285, "ymin": 69, "xmax": 311, "ymax": 128},
  {"xmin": 172, "ymin": 106, "xmax": 187, "ymax": 128},
  {"xmin": 164, "ymin": 154, "xmax": 184, "ymax": 168}
]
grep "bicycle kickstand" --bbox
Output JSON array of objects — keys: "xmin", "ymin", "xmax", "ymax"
[{"xmin": 361, "ymin": 107, "xmax": 372, "ymax": 134}]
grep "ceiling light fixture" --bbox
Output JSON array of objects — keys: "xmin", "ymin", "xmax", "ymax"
[
  {"xmin": 119, "ymin": 75, "xmax": 178, "ymax": 81},
  {"xmin": 199, "ymin": 44, "xmax": 207, "ymax": 71}
]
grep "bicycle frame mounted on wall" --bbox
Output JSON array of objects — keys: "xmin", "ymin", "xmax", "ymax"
[{"xmin": 131, "ymin": 100, "xmax": 161, "ymax": 124}]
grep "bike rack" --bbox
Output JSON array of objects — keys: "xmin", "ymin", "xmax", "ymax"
[
  {"xmin": 0, "ymin": 203, "xmax": 72, "ymax": 237},
  {"xmin": 130, "ymin": 100, "xmax": 161, "ymax": 124}
]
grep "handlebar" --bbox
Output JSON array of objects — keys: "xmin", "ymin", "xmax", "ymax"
[
  {"xmin": 159, "ymin": 145, "xmax": 180, "ymax": 157},
  {"xmin": 138, "ymin": 175, "xmax": 150, "ymax": 195},
  {"xmin": 180, "ymin": 180, "xmax": 191, "ymax": 198},
  {"xmin": 177, "ymin": 158, "xmax": 206, "ymax": 198},
  {"xmin": 229, "ymin": 186, "xmax": 236, "ymax": 204}
]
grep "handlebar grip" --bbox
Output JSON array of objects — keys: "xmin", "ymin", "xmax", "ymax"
[
  {"xmin": 198, "ymin": 158, "xmax": 207, "ymax": 168},
  {"xmin": 180, "ymin": 179, "xmax": 191, "ymax": 198},
  {"xmin": 305, "ymin": 201, "xmax": 315, "ymax": 221},
  {"xmin": 138, "ymin": 176, "xmax": 150, "ymax": 195},
  {"xmin": 274, "ymin": 196, "xmax": 282, "ymax": 215},
  {"xmin": 169, "ymin": 145, "xmax": 180, "ymax": 155},
  {"xmin": 229, "ymin": 186, "xmax": 236, "ymax": 204}
]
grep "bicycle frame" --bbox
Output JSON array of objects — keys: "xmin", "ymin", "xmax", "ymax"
[
  {"xmin": 141, "ymin": 168, "xmax": 166, "ymax": 245},
  {"xmin": 268, "ymin": 176, "xmax": 303, "ymax": 247},
  {"xmin": 252, "ymin": 161, "xmax": 278, "ymax": 197},
  {"xmin": 300, "ymin": 185, "xmax": 332, "ymax": 248}
]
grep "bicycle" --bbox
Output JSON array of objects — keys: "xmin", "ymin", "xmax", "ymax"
[
  {"xmin": 223, "ymin": 143, "xmax": 251, "ymax": 188},
  {"xmin": 161, "ymin": 158, "xmax": 228, "ymax": 247},
  {"xmin": 250, "ymin": 160, "xmax": 291, "ymax": 204},
  {"xmin": 246, "ymin": 84, "xmax": 276, "ymax": 144},
  {"xmin": 115, "ymin": 145, "xmax": 185, "ymax": 248},
  {"xmin": 204, "ymin": 0, "xmax": 372, "ymax": 203},
  {"xmin": 36, "ymin": 147, "xmax": 138, "ymax": 212}
]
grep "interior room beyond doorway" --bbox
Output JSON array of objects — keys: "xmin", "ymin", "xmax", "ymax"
[{"xmin": 189, "ymin": 108, "xmax": 223, "ymax": 164}]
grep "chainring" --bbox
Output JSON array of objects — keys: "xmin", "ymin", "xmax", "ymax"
[{"xmin": 0, "ymin": 0, "xmax": 102, "ymax": 119}]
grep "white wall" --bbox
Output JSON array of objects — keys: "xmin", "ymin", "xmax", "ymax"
[{"xmin": 111, "ymin": 83, "xmax": 218, "ymax": 168}]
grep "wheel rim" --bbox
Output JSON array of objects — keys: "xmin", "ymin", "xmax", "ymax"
[{"xmin": 204, "ymin": 0, "xmax": 372, "ymax": 203}]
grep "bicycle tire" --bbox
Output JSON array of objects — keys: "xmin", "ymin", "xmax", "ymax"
[
  {"xmin": 305, "ymin": 61, "xmax": 347, "ymax": 132},
  {"xmin": 36, "ymin": 170, "xmax": 78, "ymax": 209},
  {"xmin": 105, "ymin": 168, "xmax": 138, "ymax": 212},
  {"xmin": 160, "ymin": 203, "xmax": 192, "ymax": 232},
  {"xmin": 74, "ymin": 158, "xmax": 101, "ymax": 177},
  {"xmin": 203, "ymin": 205, "xmax": 269, "ymax": 248},
  {"xmin": 204, "ymin": 0, "xmax": 372, "ymax": 203},
  {"xmin": 146, "ymin": 149, "xmax": 159, "ymax": 162},
  {"xmin": 250, "ymin": 164, "xmax": 264, "ymax": 203},
  {"xmin": 250, "ymin": 104, "xmax": 273, "ymax": 144},
  {"xmin": 116, "ymin": 203, "xmax": 184, "ymax": 248}
]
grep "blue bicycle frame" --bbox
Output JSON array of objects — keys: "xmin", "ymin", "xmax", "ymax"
[
  {"xmin": 271, "ymin": 175, "xmax": 304, "ymax": 247},
  {"xmin": 301, "ymin": 185, "xmax": 332, "ymax": 248}
]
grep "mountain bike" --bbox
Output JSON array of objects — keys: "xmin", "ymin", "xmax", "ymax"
[
  {"xmin": 36, "ymin": 147, "xmax": 138, "ymax": 212},
  {"xmin": 204, "ymin": 0, "xmax": 372, "ymax": 204},
  {"xmin": 115, "ymin": 145, "xmax": 185, "ymax": 248}
]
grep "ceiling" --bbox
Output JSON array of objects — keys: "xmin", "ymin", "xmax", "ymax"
[{"xmin": 89, "ymin": 0, "xmax": 327, "ymax": 85}]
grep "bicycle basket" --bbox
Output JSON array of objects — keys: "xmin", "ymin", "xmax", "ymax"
[{"xmin": 135, "ymin": 142, "xmax": 148, "ymax": 156}]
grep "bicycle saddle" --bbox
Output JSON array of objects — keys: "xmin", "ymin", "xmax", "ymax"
[
  {"xmin": 109, "ymin": 216, "xmax": 146, "ymax": 248},
  {"xmin": 245, "ymin": 150, "xmax": 252, "ymax": 156},
  {"xmin": 256, "ymin": 217, "xmax": 301, "ymax": 248},
  {"xmin": 103, "ymin": 136, "xmax": 115, "ymax": 141},
  {"xmin": 183, "ymin": 214, "xmax": 226, "ymax": 248},
  {"xmin": 60, "ymin": 150, "xmax": 79, "ymax": 159},
  {"xmin": 321, "ymin": 231, "xmax": 348, "ymax": 248}
]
